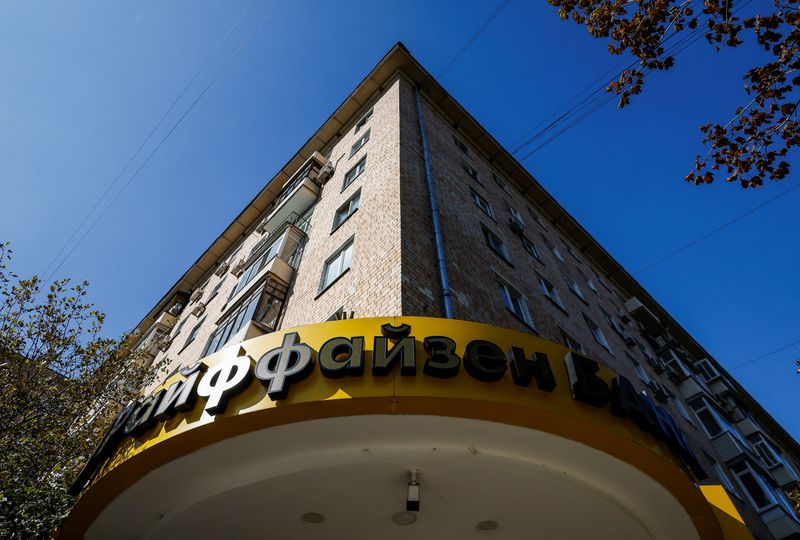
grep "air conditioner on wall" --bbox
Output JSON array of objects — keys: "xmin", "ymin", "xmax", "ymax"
[
  {"xmin": 191, "ymin": 302, "xmax": 206, "ymax": 317},
  {"xmin": 189, "ymin": 289, "xmax": 204, "ymax": 304},
  {"xmin": 230, "ymin": 258, "xmax": 247, "ymax": 277},
  {"xmin": 214, "ymin": 261, "xmax": 230, "ymax": 277}
]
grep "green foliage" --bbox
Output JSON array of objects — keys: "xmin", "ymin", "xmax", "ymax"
[
  {"xmin": 0, "ymin": 243, "xmax": 156, "ymax": 538},
  {"xmin": 547, "ymin": 0, "xmax": 799, "ymax": 188}
]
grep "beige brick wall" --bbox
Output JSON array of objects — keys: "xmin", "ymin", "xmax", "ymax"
[{"xmin": 280, "ymin": 75, "xmax": 404, "ymax": 327}]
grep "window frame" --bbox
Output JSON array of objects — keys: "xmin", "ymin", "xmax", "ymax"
[
  {"xmin": 318, "ymin": 236, "xmax": 355, "ymax": 294},
  {"xmin": 349, "ymin": 129, "xmax": 370, "ymax": 158},
  {"xmin": 342, "ymin": 156, "xmax": 367, "ymax": 191},
  {"xmin": 470, "ymin": 188, "xmax": 494, "ymax": 219},
  {"xmin": 729, "ymin": 461, "xmax": 778, "ymax": 512},
  {"xmin": 543, "ymin": 236, "xmax": 564, "ymax": 262},
  {"xmin": 180, "ymin": 318, "xmax": 205, "ymax": 353},
  {"xmin": 584, "ymin": 313, "xmax": 612, "ymax": 353},
  {"xmin": 497, "ymin": 276, "xmax": 535, "ymax": 330},
  {"xmin": 462, "ymin": 161, "xmax": 481, "ymax": 185},
  {"xmin": 521, "ymin": 236, "xmax": 542, "ymax": 261},
  {"xmin": 537, "ymin": 273, "xmax": 566, "ymax": 311},
  {"xmin": 355, "ymin": 108, "xmax": 373, "ymax": 133},
  {"xmin": 480, "ymin": 223, "xmax": 511, "ymax": 264},
  {"xmin": 453, "ymin": 134, "xmax": 470, "ymax": 156},
  {"xmin": 331, "ymin": 188, "xmax": 361, "ymax": 233},
  {"xmin": 559, "ymin": 327, "xmax": 584, "ymax": 353}
]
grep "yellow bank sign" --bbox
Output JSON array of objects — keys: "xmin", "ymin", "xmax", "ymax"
[{"xmin": 70, "ymin": 317, "xmax": 705, "ymax": 495}]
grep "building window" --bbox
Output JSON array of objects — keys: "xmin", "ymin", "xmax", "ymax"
[
  {"xmin": 521, "ymin": 236, "xmax": 541, "ymax": 261},
  {"xmin": 355, "ymin": 108, "xmax": 373, "ymax": 133},
  {"xmin": 565, "ymin": 275, "xmax": 586, "ymax": 301},
  {"xmin": 343, "ymin": 156, "xmax": 366, "ymax": 190},
  {"xmin": 320, "ymin": 237, "xmax": 354, "ymax": 292},
  {"xmin": 627, "ymin": 353, "xmax": 650, "ymax": 384},
  {"xmin": 543, "ymin": 236, "xmax": 564, "ymax": 262},
  {"xmin": 559, "ymin": 327, "xmax": 584, "ymax": 353},
  {"xmin": 202, "ymin": 286, "xmax": 282, "ymax": 357},
  {"xmin": 208, "ymin": 279, "xmax": 225, "ymax": 302},
  {"xmin": 695, "ymin": 358, "xmax": 721, "ymax": 383},
  {"xmin": 350, "ymin": 129, "xmax": 370, "ymax": 157},
  {"xmin": 181, "ymin": 318, "xmax": 205, "ymax": 352},
  {"xmin": 528, "ymin": 207, "xmax": 544, "ymax": 228},
  {"xmin": 584, "ymin": 313, "xmax": 612, "ymax": 352},
  {"xmin": 750, "ymin": 433, "xmax": 781, "ymax": 469},
  {"xmin": 172, "ymin": 317, "xmax": 188, "ymax": 338},
  {"xmin": 586, "ymin": 277, "xmax": 599, "ymax": 294},
  {"xmin": 463, "ymin": 162, "xmax": 481, "ymax": 184},
  {"xmin": 453, "ymin": 134, "xmax": 470, "ymax": 156},
  {"xmin": 730, "ymin": 461, "xmax": 776, "ymax": 511},
  {"xmin": 688, "ymin": 396, "xmax": 725, "ymax": 438},
  {"xmin": 481, "ymin": 224, "xmax": 510, "ymax": 263},
  {"xmin": 492, "ymin": 172, "xmax": 511, "ymax": 195},
  {"xmin": 508, "ymin": 205, "xmax": 525, "ymax": 225},
  {"xmin": 564, "ymin": 242, "xmax": 582, "ymax": 263},
  {"xmin": 537, "ymin": 274, "xmax": 565, "ymax": 310},
  {"xmin": 498, "ymin": 279, "xmax": 534, "ymax": 328},
  {"xmin": 470, "ymin": 188, "xmax": 494, "ymax": 219},
  {"xmin": 332, "ymin": 189, "xmax": 361, "ymax": 232}
]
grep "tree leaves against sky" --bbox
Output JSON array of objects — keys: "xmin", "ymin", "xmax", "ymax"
[
  {"xmin": 0, "ymin": 243, "xmax": 159, "ymax": 538},
  {"xmin": 549, "ymin": 0, "xmax": 799, "ymax": 187}
]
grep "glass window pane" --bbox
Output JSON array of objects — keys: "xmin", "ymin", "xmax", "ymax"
[{"xmin": 341, "ymin": 243, "xmax": 353, "ymax": 271}]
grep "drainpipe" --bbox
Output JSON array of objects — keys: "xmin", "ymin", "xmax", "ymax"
[{"xmin": 414, "ymin": 86, "xmax": 454, "ymax": 319}]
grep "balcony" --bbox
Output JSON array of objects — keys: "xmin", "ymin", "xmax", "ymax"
[
  {"xmin": 711, "ymin": 431, "xmax": 750, "ymax": 463},
  {"xmin": 261, "ymin": 154, "xmax": 327, "ymax": 231},
  {"xmin": 762, "ymin": 505, "xmax": 800, "ymax": 539},
  {"xmin": 624, "ymin": 297, "xmax": 663, "ymax": 336}
]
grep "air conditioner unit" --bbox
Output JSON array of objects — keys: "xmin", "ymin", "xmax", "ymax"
[
  {"xmin": 214, "ymin": 261, "xmax": 230, "ymax": 277},
  {"xmin": 230, "ymin": 257, "xmax": 247, "ymax": 277},
  {"xmin": 189, "ymin": 289, "xmax": 204, "ymax": 304},
  {"xmin": 317, "ymin": 160, "xmax": 335, "ymax": 182},
  {"xmin": 508, "ymin": 216, "xmax": 525, "ymax": 234},
  {"xmin": 157, "ymin": 334, "xmax": 174, "ymax": 352},
  {"xmin": 618, "ymin": 310, "xmax": 631, "ymax": 324},
  {"xmin": 191, "ymin": 302, "xmax": 206, "ymax": 317}
]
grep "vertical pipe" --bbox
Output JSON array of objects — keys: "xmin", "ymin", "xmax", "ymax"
[{"xmin": 414, "ymin": 85, "xmax": 454, "ymax": 319}]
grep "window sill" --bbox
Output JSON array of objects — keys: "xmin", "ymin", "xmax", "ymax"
[{"xmin": 315, "ymin": 267, "xmax": 351, "ymax": 300}]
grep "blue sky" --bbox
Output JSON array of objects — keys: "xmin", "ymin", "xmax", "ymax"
[{"xmin": 1, "ymin": 1, "xmax": 797, "ymax": 439}]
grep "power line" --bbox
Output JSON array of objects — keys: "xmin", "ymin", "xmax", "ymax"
[
  {"xmin": 728, "ymin": 339, "xmax": 800, "ymax": 371},
  {"xmin": 437, "ymin": 0, "xmax": 512, "ymax": 79},
  {"xmin": 633, "ymin": 183, "xmax": 800, "ymax": 275},
  {"xmin": 43, "ymin": 2, "xmax": 279, "ymax": 285},
  {"xmin": 40, "ymin": 0, "xmax": 258, "ymax": 281},
  {"xmin": 510, "ymin": 0, "xmax": 755, "ymax": 159}
]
